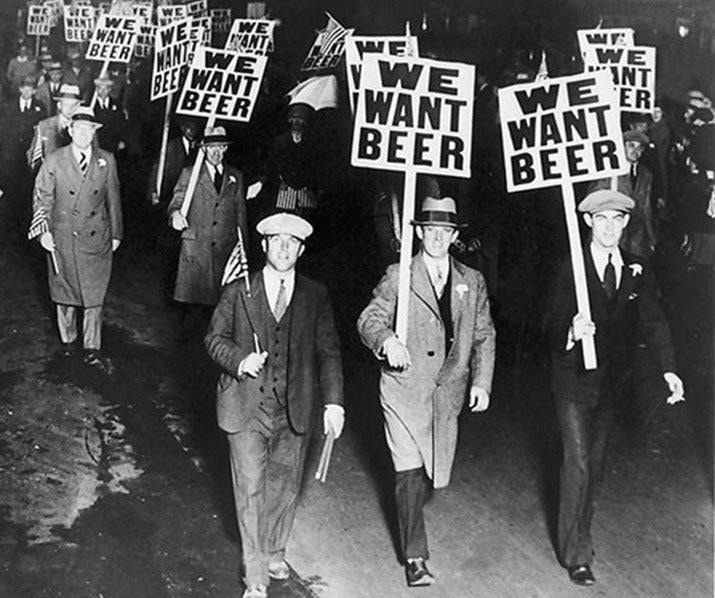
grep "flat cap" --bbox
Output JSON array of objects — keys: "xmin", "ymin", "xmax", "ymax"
[
  {"xmin": 623, "ymin": 129, "xmax": 649, "ymax": 145},
  {"xmin": 578, "ymin": 189, "xmax": 634, "ymax": 214},
  {"xmin": 256, "ymin": 212, "xmax": 313, "ymax": 240}
]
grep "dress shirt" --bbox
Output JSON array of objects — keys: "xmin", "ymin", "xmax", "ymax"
[
  {"xmin": 421, "ymin": 253, "xmax": 450, "ymax": 293},
  {"xmin": 71, "ymin": 145, "xmax": 92, "ymax": 168},
  {"xmin": 181, "ymin": 136, "xmax": 191, "ymax": 156},
  {"xmin": 206, "ymin": 162, "xmax": 223, "ymax": 181},
  {"xmin": 20, "ymin": 99, "xmax": 31, "ymax": 112},
  {"xmin": 263, "ymin": 267, "xmax": 295, "ymax": 312},
  {"xmin": 590, "ymin": 243, "xmax": 623, "ymax": 289}
]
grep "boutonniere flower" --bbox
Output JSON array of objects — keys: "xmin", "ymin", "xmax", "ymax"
[
  {"xmin": 34, "ymin": 106, "xmax": 40, "ymax": 112},
  {"xmin": 455, "ymin": 283, "xmax": 469, "ymax": 299},
  {"xmin": 98, "ymin": 158, "xmax": 107, "ymax": 168},
  {"xmin": 228, "ymin": 175, "xmax": 236, "ymax": 184},
  {"xmin": 629, "ymin": 264, "xmax": 643, "ymax": 277}
]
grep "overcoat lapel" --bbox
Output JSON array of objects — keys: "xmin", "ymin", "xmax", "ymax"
[
  {"xmin": 198, "ymin": 163, "xmax": 219, "ymax": 200},
  {"xmin": 241, "ymin": 272, "xmax": 266, "ymax": 350},
  {"xmin": 410, "ymin": 257, "xmax": 440, "ymax": 319},
  {"xmin": 449, "ymin": 258, "xmax": 467, "ymax": 330}
]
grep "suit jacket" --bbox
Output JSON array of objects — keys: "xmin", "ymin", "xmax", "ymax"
[
  {"xmin": 357, "ymin": 256, "xmax": 496, "ymax": 488},
  {"xmin": 36, "ymin": 81, "xmax": 62, "ymax": 117},
  {"xmin": 147, "ymin": 136, "xmax": 197, "ymax": 206},
  {"xmin": 94, "ymin": 98, "xmax": 126, "ymax": 153},
  {"xmin": 33, "ymin": 146, "xmax": 123, "ymax": 307},
  {"xmin": 0, "ymin": 97, "xmax": 45, "ymax": 164},
  {"xmin": 62, "ymin": 64, "xmax": 94, "ymax": 103},
  {"xmin": 205, "ymin": 272, "xmax": 344, "ymax": 435},
  {"xmin": 167, "ymin": 162, "xmax": 247, "ymax": 305},
  {"xmin": 588, "ymin": 166, "xmax": 656, "ymax": 258},
  {"xmin": 545, "ymin": 246, "xmax": 676, "ymax": 407}
]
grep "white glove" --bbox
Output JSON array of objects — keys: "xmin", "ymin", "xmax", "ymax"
[
  {"xmin": 382, "ymin": 336, "xmax": 411, "ymax": 369},
  {"xmin": 39, "ymin": 231, "xmax": 55, "ymax": 252},
  {"xmin": 663, "ymin": 372, "xmax": 685, "ymax": 405},
  {"xmin": 112, "ymin": 239, "xmax": 121, "ymax": 252},
  {"xmin": 571, "ymin": 313, "xmax": 595, "ymax": 342},
  {"xmin": 170, "ymin": 211, "xmax": 189, "ymax": 231},
  {"xmin": 246, "ymin": 181, "xmax": 263, "ymax": 200},
  {"xmin": 323, "ymin": 404, "xmax": 345, "ymax": 439},
  {"xmin": 238, "ymin": 351, "xmax": 268, "ymax": 378},
  {"xmin": 469, "ymin": 386, "xmax": 490, "ymax": 413}
]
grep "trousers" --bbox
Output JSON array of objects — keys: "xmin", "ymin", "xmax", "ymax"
[
  {"xmin": 395, "ymin": 467, "xmax": 431, "ymax": 561},
  {"xmin": 56, "ymin": 304, "xmax": 103, "ymax": 349}
]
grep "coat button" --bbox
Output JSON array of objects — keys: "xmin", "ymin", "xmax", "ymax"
[
  {"xmin": 90, "ymin": 231, "xmax": 95, "ymax": 236},
  {"xmin": 259, "ymin": 386, "xmax": 264, "ymax": 392},
  {"xmin": 69, "ymin": 190, "xmax": 75, "ymax": 195},
  {"xmin": 72, "ymin": 209, "xmax": 79, "ymax": 216},
  {"xmin": 427, "ymin": 351, "xmax": 435, "ymax": 357},
  {"xmin": 72, "ymin": 231, "xmax": 78, "ymax": 237},
  {"xmin": 212, "ymin": 221, "xmax": 217, "ymax": 226}
]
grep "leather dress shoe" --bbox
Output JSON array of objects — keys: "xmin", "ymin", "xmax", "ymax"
[
  {"xmin": 405, "ymin": 558, "xmax": 435, "ymax": 587},
  {"xmin": 242, "ymin": 583, "xmax": 267, "ymax": 598},
  {"xmin": 58, "ymin": 342, "xmax": 76, "ymax": 358},
  {"xmin": 567, "ymin": 564, "xmax": 595, "ymax": 586},
  {"xmin": 268, "ymin": 559, "xmax": 290, "ymax": 580}
]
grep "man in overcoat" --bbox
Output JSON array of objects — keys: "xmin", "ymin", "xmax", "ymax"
[
  {"xmin": 35, "ymin": 61, "xmax": 63, "ymax": 117},
  {"xmin": 545, "ymin": 189, "xmax": 684, "ymax": 586},
  {"xmin": 33, "ymin": 106, "xmax": 123, "ymax": 369},
  {"xmin": 204, "ymin": 212, "xmax": 345, "ymax": 598},
  {"xmin": 357, "ymin": 197, "xmax": 496, "ymax": 587},
  {"xmin": 168, "ymin": 126, "xmax": 248, "ymax": 316},
  {"xmin": 93, "ymin": 75, "xmax": 126, "ymax": 154}
]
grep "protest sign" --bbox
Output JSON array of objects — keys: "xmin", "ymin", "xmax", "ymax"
[
  {"xmin": 27, "ymin": 5, "xmax": 51, "ymax": 36},
  {"xmin": 131, "ymin": 1, "xmax": 152, "ymax": 25},
  {"xmin": 187, "ymin": 0, "xmax": 207, "ymax": 18},
  {"xmin": 581, "ymin": 44, "xmax": 656, "ymax": 114},
  {"xmin": 302, "ymin": 13, "xmax": 353, "ymax": 71},
  {"xmin": 225, "ymin": 19, "xmax": 275, "ymax": 55},
  {"xmin": 176, "ymin": 47, "xmax": 268, "ymax": 122},
  {"xmin": 151, "ymin": 17, "xmax": 194, "ymax": 100},
  {"xmin": 352, "ymin": 54, "xmax": 475, "ymax": 340},
  {"xmin": 158, "ymin": 5, "xmax": 188, "ymax": 27},
  {"xmin": 86, "ymin": 14, "xmax": 140, "ymax": 62},
  {"xmin": 210, "ymin": 8, "xmax": 232, "ymax": 33},
  {"xmin": 345, "ymin": 35, "xmax": 419, "ymax": 114},
  {"xmin": 97, "ymin": 2, "xmax": 112, "ymax": 17},
  {"xmin": 134, "ymin": 24, "xmax": 156, "ymax": 59},
  {"xmin": 64, "ymin": 5, "xmax": 96, "ymax": 43},
  {"xmin": 577, "ymin": 27, "xmax": 634, "ymax": 55},
  {"xmin": 499, "ymin": 69, "xmax": 627, "ymax": 368},
  {"xmin": 352, "ymin": 55, "xmax": 475, "ymax": 178}
]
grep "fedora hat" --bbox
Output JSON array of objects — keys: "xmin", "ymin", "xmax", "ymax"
[
  {"xmin": 71, "ymin": 106, "xmax": 103, "ymax": 128},
  {"xmin": 200, "ymin": 125, "xmax": 232, "ymax": 146},
  {"xmin": 411, "ymin": 196, "xmax": 464, "ymax": 228}
]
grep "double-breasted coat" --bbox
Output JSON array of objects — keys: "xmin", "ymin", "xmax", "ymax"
[
  {"xmin": 33, "ymin": 146, "xmax": 123, "ymax": 307},
  {"xmin": 204, "ymin": 273, "xmax": 344, "ymax": 435},
  {"xmin": 167, "ymin": 162, "xmax": 247, "ymax": 306},
  {"xmin": 357, "ymin": 256, "xmax": 496, "ymax": 488}
]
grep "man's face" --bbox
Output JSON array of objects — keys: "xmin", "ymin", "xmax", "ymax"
[
  {"xmin": 624, "ymin": 140, "xmax": 644, "ymax": 163},
  {"xmin": 288, "ymin": 114, "xmax": 307, "ymax": 134},
  {"xmin": 262, "ymin": 234, "xmax": 304, "ymax": 272},
  {"xmin": 69, "ymin": 121, "xmax": 96, "ymax": 150},
  {"xmin": 181, "ymin": 123, "xmax": 198, "ymax": 141},
  {"xmin": 19, "ymin": 85, "xmax": 34, "ymax": 100},
  {"xmin": 96, "ymin": 85, "xmax": 110, "ymax": 99},
  {"xmin": 585, "ymin": 210, "xmax": 630, "ymax": 250},
  {"xmin": 203, "ymin": 144, "xmax": 227, "ymax": 165},
  {"xmin": 417, "ymin": 224, "xmax": 459, "ymax": 259},
  {"xmin": 58, "ymin": 98, "xmax": 80, "ymax": 119},
  {"xmin": 653, "ymin": 107, "xmax": 663, "ymax": 123},
  {"xmin": 49, "ymin": 70, "xmax": 62, "ymax": 83}
]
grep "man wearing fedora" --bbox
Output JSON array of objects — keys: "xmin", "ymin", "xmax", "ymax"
[
  {"xmin": 545, "ymin": 189, "xmax": 684, "ymax": 586},
  {"xmin": 588, "ymin": 130, "xmax": 657, "ymax": 259},
  {"xmin": 36, "ymin": 61, "xmax": 64, "ymax": 118},
  {"xmin": 32, "ymin": 106, "xmax": 123, "ymax": 370},
  {"xmin": 204, "ymin": 212, "xmax": 344, "ymax": 598},
  {"xmin": 168, "ymin": 126, "xmax": 248, "ymax": 322},
  {"xmin": 357, "ymin": 196, "xmax": 496, "ymax": 587},
  {"xmin": 28, "ymin": 83, "xmax": 82, "ymax": 171},
  {"xmin": 62, "ymin": 48, "xmax": 93, "ymax": 104},
  {"xmin": 93, "ymin": 75, "xmax": 126, "ymax": 154}
]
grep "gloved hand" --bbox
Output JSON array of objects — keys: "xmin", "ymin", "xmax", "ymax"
[
  {"xmin": 238, "ymin": 351, "xmax": 268, "ymax": 378},
  {"xmin": 39, "ymin": 231, "xmax": 55, "ymax": 252},
  {"xmin": 382, "ymin": 336, "xmax": 411, "ymax": 369},
  {"xmin": 323, "ymin": 404, "xmax": 345, "ymax": 439},
  {"xmin": 663, "ymin": 372, "xmax": 685, "ymax": 405},
  {"xmin": 170, "ymin": 211, "xmax": 189, "ymax": 231}
]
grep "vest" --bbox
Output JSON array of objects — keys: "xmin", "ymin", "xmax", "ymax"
[
  {"xmin": 436, "ymin": 269, "xmax": 454, "ymax": 355},
  {"xmin": 259, "ymin": 287, "xmax": 291, "ymax": 407}
]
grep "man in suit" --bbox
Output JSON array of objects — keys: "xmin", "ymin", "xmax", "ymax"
[
  {"xmin": 33, "ymin": 106, "xmax": 123, "ymax": 370},
  {"xmin": 357, "ymin": 197, "xmax": 496, "ymax": 587},
  {"xmin": 62, "ymin": 48, "xmax": 94, "ymax": 104},
  {"xmin": 28, "ymin": 83, "xmax": 82, "ymax": 172},
  {"xmin": 204, "ymin": 212, "xmax": 345, "ymax": 598},
  {"xmin": 168, "ymin": 126, "xmax": 248, "ymax": 316},
  {"xmin": 93, "ymin": 75, "xmax": 126, "ymax": 154},
  {"xmin": 588, "ymin": 130, "xmax": 657, "ymax": 259},
  {"xmin": 35, "ymin": 61, "xmax": 64, "ymax": 118},
  {"xmin": 545, "ymin": 189, "xmax": 684, "ymax": 586}
]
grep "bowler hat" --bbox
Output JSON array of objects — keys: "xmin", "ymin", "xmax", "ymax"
[
  {"xmin": 411, "ymin": 196, "xmax": 464, "ymax": 228},
  {"xmin": 623, "ymin": 129, "xmax": 649, "ymax": 145},
  {"xmin": 578, "ymin": 189, "xmax": 634, "ymax": 214},
  {"xmin": 200, "ymin": 125, "xmax": 232, "ymax": 146},
  {"xmin": 256, "ymin": 212, "xmax": 313, "ymax": 241}
]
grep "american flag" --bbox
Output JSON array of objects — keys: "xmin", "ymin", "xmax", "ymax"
[
  {"xmin": 221, "ymin": 227, "xmax": 249, "ymax": 287},
  {"xmin": 318, "ymin": 13, "xmax": 347, "ymax": 53},
  {"xmin": 27, "ymin": 127, "xmax": 43, "ymax": 170},
  {"xmin": 28, "ymin": 204, "xmax": 49, "ymax": 240}
]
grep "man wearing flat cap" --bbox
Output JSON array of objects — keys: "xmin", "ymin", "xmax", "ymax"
[
  {"xmin": 205, "ymin": 212, "xmax": 344, "ymax": 598},
  {"xmin": 168, "ymin": 126, "xmax": 248, "ymax": 328},
  {"xmin": 32, "ymin": 106, "xmax": 123, "ymax": 371},
  {"xmin": 357, "ymin": 197, "xmax": 495, "ymax": 587},
  {"xmin": 545, "ymin": 189, "xmax": 684, "ymax": 586},
  {"xmin": 588, "ymin": 129, "xmax": 657, "ymax": 259}
]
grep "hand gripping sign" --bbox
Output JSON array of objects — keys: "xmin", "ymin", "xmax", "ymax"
[
  {"xmin": 499, "ymin": 70, "xmax": 628, "ymax": 368},
  {"xmin": 352, "ymin": 54, "xmax": 475, "ymax": 341}
]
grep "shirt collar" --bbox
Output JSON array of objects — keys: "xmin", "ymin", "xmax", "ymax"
[
  {"xmin": 71, "ymin": 144, "xmax": 91, "ymax": 163},
  {"xmin": 590, "ymin": 242, "xmax": 623, "ymax": 276},
  {"xmin": 421, "ymin": 252, "xmax": 450, "ymax": 275},
  {"xmin": 263, "ymin": 265, "xmax": 295, "ymax": 286}
]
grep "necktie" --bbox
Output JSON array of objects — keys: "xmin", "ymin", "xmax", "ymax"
[
  {"xmin": 78, "ymin": 152, "xmax": 88, "ymax": 176},
  {"xmin": 630, "ymin": 164, "xmax": 637, "ymax": 189},
  {"xmin": 434, "ymin": 265, "xmax": 445, "ymax": 299},
  {"xmin": 273, "ymin": 279, "xmax": 287, "ymax": 321},
  {"xmin": 214, "ymin": 166, "xmax": 223, "ymax": 193},
  {"xmin": 603, "ymin": 254, "xmax": 616, "ymax": 300}
]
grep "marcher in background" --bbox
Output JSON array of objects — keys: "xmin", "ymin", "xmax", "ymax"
[
  {"xmin": 28, "ymin": 84, "xmax": 82, "ymax": 172},
  {"xmin": 6, "ymin": 41, "xmax": 37, "ymax": 96},
  {"xmin": 168, "ymin": 126, "xmax": 248, "ymax": 330},
  {"xmin": 545, "ymin": 189, "xmax": 684, "ymax": 587},
  {"xmin": 93, "ymin": 75, "xmax": 126, "ymax": 154},
  {"xmin": 32, "ymin": 106, "xmax": 123, "ymax": 371},
  {"xmin": 35, "ymin": 61, "xmax": 64, "ymax": 118},
  {"xmin": 204, "ymin": 212, "xmax": 344, "ymax": 598},
  {"xmin": 588, "ymin": 130, "xmax": 657, "ymax": 260},
  {"xmin": 62, "ymin": 48, "xmax": 94, "ymax": 103},
  {"xmin": 357, "ymin": 197, "xmax": 496, "ymax": 587}
]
